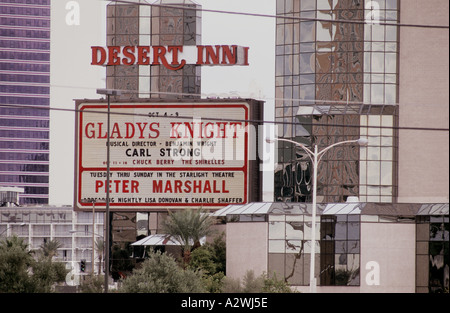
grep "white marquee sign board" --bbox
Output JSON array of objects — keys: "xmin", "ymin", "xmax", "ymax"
[{"xmin": 75, "ymin": 101, "xmax": 250, "ymax": 211}]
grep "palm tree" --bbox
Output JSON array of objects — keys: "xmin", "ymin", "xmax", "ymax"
[
  {"xmin": 1, "ymin": 235, "xmax": 30, "ymax": 251},
  {"xmin": 162, "ymin": 208, "xmax": 214, "ymax": 267},
  {"xmin": 95, "ymin": 238, "xmax": 104, "ymax": 275},
  {"xmin": 39, "ymin": 239, "xmax": 62, "ymax": 260}
]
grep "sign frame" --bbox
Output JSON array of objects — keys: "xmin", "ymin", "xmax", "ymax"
[{"xmin": 74, "ymin": 98, "xmax": 263, "ymax": 212}]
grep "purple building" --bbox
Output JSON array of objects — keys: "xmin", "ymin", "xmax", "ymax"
[{"xmin": 0, "ymin": 0, "xmax": 50, "ymax": 205}]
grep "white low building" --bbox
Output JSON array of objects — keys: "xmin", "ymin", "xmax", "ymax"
[{"xmin": 0, "ymin": 201, "xmax": 104, "ymax": 277}]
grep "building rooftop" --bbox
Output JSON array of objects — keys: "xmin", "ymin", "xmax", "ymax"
[{"xmin": 213, "ymin": 202, "xmax": 449, "ymax": 217}]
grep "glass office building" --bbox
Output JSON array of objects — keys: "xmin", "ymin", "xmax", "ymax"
[
  {"xmin": 217, "ymin": 202, "xmax": 449, "ymax": 293},
  {"xmin": 106, "ymin": 0, "xmax": 201, "ymax": 99},
  {"xmin": 0, "ymin": 0, "xmax": 51, "ymax": 205},
  {"xmin": 267, "ymin": 0, "xmax": 449, "ymax": 292},
  {"xmin": 274, "ymin": 0, "xmax": 399, "ymax": 204}
]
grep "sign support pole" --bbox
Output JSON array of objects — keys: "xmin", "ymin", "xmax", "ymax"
[{"xmin": 96, "ymin": 89, "xmax": 121, "ymax": 293}]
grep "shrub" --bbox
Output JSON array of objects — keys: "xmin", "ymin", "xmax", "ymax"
[
  {"xmin": 119, "ymin": 250, "xmax": 206, "ymax": 293},
  {"xmin": 222, "ymin": 270, "xmax": 293, "ymax": 293},
  {"xmin": 0, "ymin": 236, "xmax": 67, "ymax": 293}
]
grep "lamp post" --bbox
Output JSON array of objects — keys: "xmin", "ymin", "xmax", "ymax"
[
  {"xmin": 80, "ymin": 199, "xmax": 97, "ymax": 275},
  {"xmin": 92, "ymin": 200, "xmax": 95, "ymax": 275},
  {"xmin": 266, "ymin": 136, "xmax": 368, "ymax": 293},
  {"xmin": 96, "ymin": 88, "xmax": 121, "ymax": 293},
  {"xmin": 69, "ymin": 230, "xmax": 104, "ymax": 277},
  {"xmin": 0, "ymin": 223, "xmax": 26, "ymax": 237}
]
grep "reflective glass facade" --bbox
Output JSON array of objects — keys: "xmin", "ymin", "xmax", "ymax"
[
  {"xmin": 320, "ymin": 214, "xmax": 360, "ymax": 286},
  {"xmin": 219, "ymin": 202, "xmax": 448, "ymax": 292},
  {"xmin": 106, "ymin": 0, "xmax": 201, "ymax": 99},
  {"xmin": 416, "ymin": 214, "xmax": 450, "ymax": 293},
  {"xmin": 275, "ymin": 0, "xmax": 399, "ymax": 204},
  {"xmin": 266, "ymin": 205, "xmax": 361, "ymax": 287},
  {"xmin": 0, "ymin": 0, "xmax": 50, "ymax": 204},
  {"xmin": 268, "ymin": 213, "xmax": 318, "ymax": 286}
]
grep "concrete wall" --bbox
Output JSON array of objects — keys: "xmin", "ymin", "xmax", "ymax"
[
  {"xmin": 225, "ymin": 220, "xmax": 417, "ymax": 292},
  {"xmin": 360, "ymin": 222, "xmax": 416, "ymax": 293},
  {"xmin": 398, "ymin": 0, "xmax": 449, "ymax": 203},
  {"xmin": 226, "ymin": 222, "xmax": 268, "ymax": 280}
]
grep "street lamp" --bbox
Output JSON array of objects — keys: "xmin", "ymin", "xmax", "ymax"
[
  {"xmin": 80, "ymin": 199, "xmax": 97, "ymax": 276},
  {"xmin": 0, "ymin": 223, "xmax": 26, "ymax": 236},
  {"xmin": 96, "ymin": 88, "xmax": 121, "ymax": 293},
  {"xmin": 266, "ymin": 136, "xmax": 368, "ymax": 293},
  {"xmin": 69, "ymin": 230, "xmax": 104, "ymax": 276}
]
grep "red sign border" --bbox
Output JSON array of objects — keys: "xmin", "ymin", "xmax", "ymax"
[{"xmin": 75, "ymin": 102, "xmax": 250, "ymax": 211}]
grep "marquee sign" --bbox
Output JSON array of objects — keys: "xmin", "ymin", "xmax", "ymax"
[
  {"xmin": 91, "ymin": 45, "xmax": 250, "ymax": 70},
  {"xmin": 74, "ymin": 99, "xmax": 261, "ymax": 211}
]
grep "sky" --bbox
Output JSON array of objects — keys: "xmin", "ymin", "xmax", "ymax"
[{"xmin": 49, "ymin": 0, "xmax": 276, "ymax": 206}]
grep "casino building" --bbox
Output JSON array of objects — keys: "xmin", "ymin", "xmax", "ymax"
[
  {"xmin": 217, "ymin": 0, "xmax": 448, "ymax": 293},
  {"xmin": 0, "ymin": 0, "xmax": 51, "ymax": 205}
]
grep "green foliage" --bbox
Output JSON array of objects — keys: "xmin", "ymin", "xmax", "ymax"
[
  {"xmin": 162, "ymin": 209, "xmax": 214, "ymax": 266},
  {"xmin": 222, "ymin": 276, "xmax": 244, "ymax": 293},
  {"xmin": 31, "ymin": 255, "xmax": 68, "ymax": 293},
  {"xmin": 39, "ymin": 239, "xmax": 62, "ymax": 259},
  {"xmin": 0, "ymin": 236, "xmax": 34, "ymax": 292},
  {"xmin": 119, "ymin": 250, "xmax": 206, "ymax": 293},
  {"xmin": 189, "ymin": 245, "xmax": 217, "ymax": 274},
  {"xmin": 222, "ymin": 270, "xmax": 293, "ymax": 293},
  {"xmin": 189, "ymin": 232, "xmax": 226, "ymax": 274},
  {"xmin": 262, "ymin": 272, "xmax": 294, "ymax": 293},
  {"xmin": 202, "ymin": 272, "xmax": 225, "ymax": 293},
  {"xmin": 188, "ymin": 233, "xmax": 227, "ymax": 293},
  {"xmin": 242, "ymin": 270, "xmax": 265, "ymax": 293},
  {"xmin": 94, "ymin": 238, "xmax": 104, "ymax": 275},
  {"xmin": 0, "ymin": 236, "xmax": 68, "ymax": 293},
  {"xmin": 111, "ymin": 244, "xmax": 134, "ymax": 272},
  {"xmin": 79, "ymin": 275, "xmax": 104, "ymax": 293},
  {"xmin": 207, "ymin": 232, "xmax": 226, "ymax": 273}
]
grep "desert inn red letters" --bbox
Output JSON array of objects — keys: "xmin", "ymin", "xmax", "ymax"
[{"xmin": 91, "ymin": 45, "xmax": 250, "ymax": 70}]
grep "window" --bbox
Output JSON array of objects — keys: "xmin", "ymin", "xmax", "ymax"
[
  {"xmin": 275, "ymin": 0, "xmax": 399, "ymax": 204},
  {"xmin": 416, "ymin": 215, "xmax": 450, "ymax": 293},
  {"xmin": 268, "ymin": 214, "xmax": 320, "ymax": 286},
  {"xmin": 320, "ymin": 215, "xmax": 361, "ymax": 286}
]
